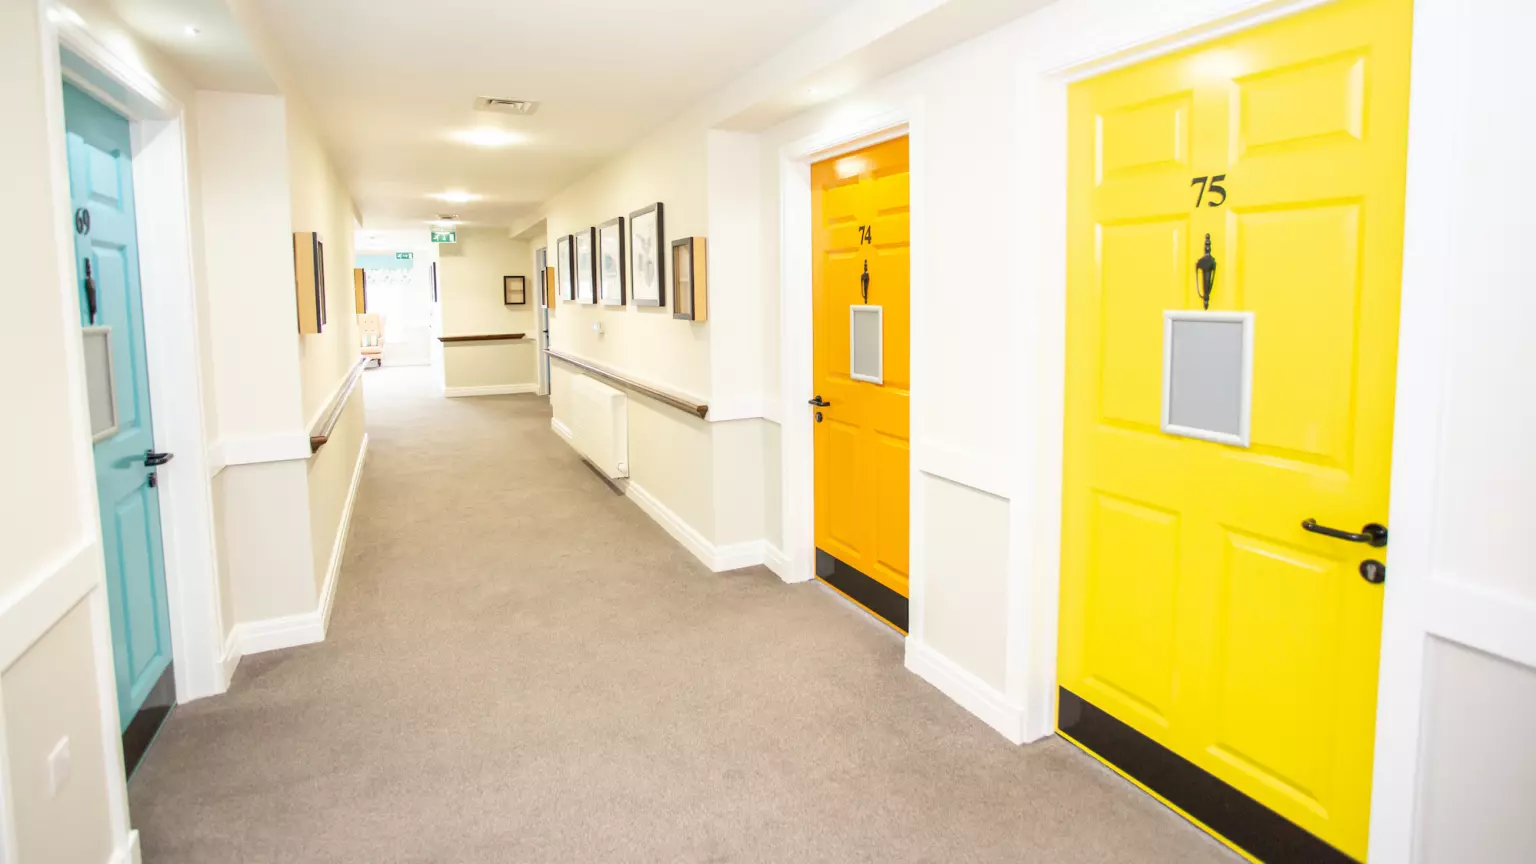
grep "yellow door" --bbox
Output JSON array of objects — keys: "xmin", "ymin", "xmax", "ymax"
[
  {"xmin": 1058, "ymin": 0, "xmax": 1411, "ymax": 860},
  {"xmin": 812, "ymin": 137, "xmax": 911, "ymax": 631}
]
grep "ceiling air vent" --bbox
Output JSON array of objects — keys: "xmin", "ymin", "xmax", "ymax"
[{"xmin": 474, "ymin": 97, "xmax": 540, "ymax": 115}]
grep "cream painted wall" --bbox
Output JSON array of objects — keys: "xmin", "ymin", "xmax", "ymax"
[
  {"xmin": 288, "ymin": 101, "xmax": 362, "ymax": 426},
  {"xmin": 306, "ymin": 397, "xmax": 365, "ymax": 590},
  {"xmin": 543, "ymin": 122, "xmax": 710, "ymax": 396},
  {"xmin": 921, "ymin": 476, "xmax": 1009, "ymax": 690},
  {"xmin": 196, "ymin": 91, "xmax": 305, "ymax": 443},
  {"xmin": 437, "ymin": 228, "xmax": 538, "ymax": 390},
  {"xmin": 217, "ymin": 461, "xmax": 317, "ymax": 624},
  {"xmin": 3, "ymin": 604, "xmax": 116, "ymax": 864}
]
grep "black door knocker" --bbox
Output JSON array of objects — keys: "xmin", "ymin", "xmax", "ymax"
[
  {"xmin": 83, "ymin": 258, "xmax": 98, "ymax": 324},
  {"xmin": 1195, "ymin": 234, "xmax": 1216, "ymax": 310},
  {"xmin": 860, "ymin": 260, "xmax": 870, "ymax": 304}
]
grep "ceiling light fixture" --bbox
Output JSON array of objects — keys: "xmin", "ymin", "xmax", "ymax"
[
  {"xmin": 451, "ymin": 127, "xmax": 524, "ymax": 148},
  {"xmin": 432, "ymin": 191, "xmax": 478, "ymax": 204}
]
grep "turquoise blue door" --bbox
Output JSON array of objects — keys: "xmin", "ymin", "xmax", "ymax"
[{"xmin": 64, "ymin": 83, "xmax": 173, "ymax": 731}]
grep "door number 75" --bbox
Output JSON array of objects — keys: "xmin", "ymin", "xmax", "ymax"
[{"xmin": 1191, "ymin": 174, "xmax": 1228, "ymax": 208}]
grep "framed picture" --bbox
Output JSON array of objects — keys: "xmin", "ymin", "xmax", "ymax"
[
  {"xmin": 629, "ymin": 202, "xmax": 664, "ymax": 307},
  {"xmin": 555, "ymin": 234, "xmax": 575, "ymax": 301},
  {"xmin": 598, "ymin": 216, "xmax": 626, "ymax": 305},
  {"xmin": 672, "ymin": 236, "xmax": 707, "ymax": 322},
  {"xmin": 534, "ymin": 247, "xmax": 547, "ymax": 308},
  {"xmin": 504, "ymin": 275, "xmax": 527, "ymax": 306},
  {"xmin": 574, "ymin": 227, "xmax": 597, "ymax": 304}
]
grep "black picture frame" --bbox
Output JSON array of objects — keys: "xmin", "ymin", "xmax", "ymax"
[
  {"xmin": 556, "ymin": 234, "xmax": 575, "ymax": 301},
  {"xmin": 628, "ymin": 202, "xmax": 665, "ymax": 307},
  {"xmin": 574, "ymin": 226, "xmax": 598, "ymax": 304},
  {"xmin": 597, "ymin": 216, "xmax": 626, "ymax": 306},
  {"xmin": 504, "ymin": 275, "xmax": 527, "ymax": 306}
]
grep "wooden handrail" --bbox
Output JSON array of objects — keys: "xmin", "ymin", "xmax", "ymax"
[
  {"xmin": 438, "ymin": 333, "xmax": 527, "ymax": 343},
  {"xmin": 310, "ymin": 357, "xmax": 366, "ymax": 453},
  {"xmin": 545, "ymin": 349, "xmax": 709, "ymax": 420}
]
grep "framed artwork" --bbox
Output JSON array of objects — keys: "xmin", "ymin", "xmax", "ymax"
[
  {"xmin": 598, "ymin": 216, "xmax": 626, "ymax": 305},
  {"xmin": 574, "ymin": 227, "xmax": 597, "ymax": 304},
  {"xmin": 534, "ymin": 247, "xmax": 547, "ymax": 308},
  {"xmin": 629, "ymin": 202, "xmax": 664, "ymax": 307},
  {"xmin": 555, "ymin": 234, "xmax": 575, "ymax": 301},
  {"xmin": 504, "ymin": 275, "xmax": 527, "ymax": 306},
  {"xmin": 671, "ymin": 236, "xmax": 707, "ymax": 322}
]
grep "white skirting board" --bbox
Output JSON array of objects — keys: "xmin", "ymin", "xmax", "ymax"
[
  {"xmin": 624, "ymin": 481, "xmax": 786, "ymax": 575},
  {"xmin": 108, "ymin": 830, "xmax": 141, "ymax": 864},
  {"xmin": 905, "ymin": 639, "xmax": 1026, "ymax": 745},
  {"xmin": 444, "ymin": 383, "xmax": 538, "ymax": 398},
  {"xmin": 551, "ymin": 417, "xmax": 573, "ymax": 442},
  {"xmin": 227, "ymin": 434, "xmax": 369, "ymax": 662}
]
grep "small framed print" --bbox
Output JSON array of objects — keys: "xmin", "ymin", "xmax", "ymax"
[
  {"xmin": 598, "ymin": 216, "xmax": 626, "ymax": 306},
  {"xmin": 629, "ymin": 202, "xmax": 664, "ymax": 307},
  {"xmin": 671, "ymin": 236, "xmax": 707, "ymax": 322},
  {"xmin": 1161, "ymin": 310, "xmax": 1254, "ymax": 447},
  {"xmin": 556, "ymin": 234, "xmax": 575, "ymax": 301},
  {"xmin": 574, "ymin": 227, "xmax": 597, "ymax": 304},
  {"xmin": 504, "ymin": 275, "xmax": 527, "ymax": 306},
  {"xmin": 849, "ymin": 305, "xmax": 883, "ymax": 385},
  {"xmin": 82, "ymin": 326, "xmax": 119, "ymax": 443}
]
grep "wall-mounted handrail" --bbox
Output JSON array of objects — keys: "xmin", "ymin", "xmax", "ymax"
[
  {"xmin": 438, "ymin": 333, "xmax": 528, "ymax": 343},
  {"xmin": 545, "ymin": 349, "xmax": 708, "ymax": 420},
  {"xmin": 310, "ymin": 357, "xmax": 366, "ymax": 453}
]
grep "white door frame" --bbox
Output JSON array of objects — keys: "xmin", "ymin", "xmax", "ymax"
[
  {"xmin": 777, "ymin": 0, "xmax": 1449, "ymax": 857},
  {"xmin": 45, "ymin": 8, "xmax": 227, "ymax": 703},
  {"xmin": 776, "ymin": 106, "xmax": 924, "ymax": 616}
]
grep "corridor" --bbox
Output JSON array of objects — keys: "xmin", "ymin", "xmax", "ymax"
[{"xmin": 126, "ymin": 368, "xmax": 1230, "ymax": 863}]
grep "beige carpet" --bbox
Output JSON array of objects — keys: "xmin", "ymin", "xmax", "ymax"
[{"xmin": 128, "ymin": 366, "xmax": 1234, "ymax": 863}]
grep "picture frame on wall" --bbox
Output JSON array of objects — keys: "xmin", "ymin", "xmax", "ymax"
[
  {"xmin": 597, "ymin": 216, "xmax": 626, "ymax": 306},
  {"xmin": 672, "ymin": 236, "xmax": 707, "ymax": 322},
  {"xmin": 629, "ymin": 202, "xmax": 664, "ymax": 307},
  {"xmin": 574, "ymin": 227, "xmax": 597, "ymax": 304},
  {"xmin": 504, "ymin": 275, "xmax": 527, "ymax": 306},
  {"xmin": 556, "ymin": 234, "xmax": 575, "ymax": 301}
]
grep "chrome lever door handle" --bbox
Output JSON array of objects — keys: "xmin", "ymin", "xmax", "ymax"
[{"xmin": 1301, "ymin": 519, "xmax": 1388, "ymax": 548}]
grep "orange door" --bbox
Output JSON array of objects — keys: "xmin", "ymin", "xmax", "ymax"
[{"xmin": 811, "ymin": 137, "xmax": 911, "ymax": 631}]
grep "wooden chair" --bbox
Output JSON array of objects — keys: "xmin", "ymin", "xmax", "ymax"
[{"xmin": 358, "ymin": 313, "xmax": 384, "ymax": 367}]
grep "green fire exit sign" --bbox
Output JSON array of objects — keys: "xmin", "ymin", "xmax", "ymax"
[
  {"xmin": 395, "ymin": 252, "xmax": 413, "ymax": 260},
  {"xmin": 431, "ymin": 229, "xmax": 457, "ymax": 243}
]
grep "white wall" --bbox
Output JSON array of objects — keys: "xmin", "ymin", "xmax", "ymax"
[
  {"xmin": 196, "ymin": 91, "xmax": 305, "ymax": 445},
  {"xmin": 437, "ymin": 227, "xmax": 538, "ymax": 392}
]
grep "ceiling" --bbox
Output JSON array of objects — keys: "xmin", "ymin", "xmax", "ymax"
[
  {"xmin": 105, "ymin": 0, "xmax": 274, "ymax": 93},
  {"xmin": 180, "ymin": 0, "xmax": 849, "ymax": 228}
]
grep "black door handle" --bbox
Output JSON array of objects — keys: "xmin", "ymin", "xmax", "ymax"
[
  {"xmin": 144, "ymin": 450, "xmax": 174, "ymax": 467},
  {"xmin": 808, "ymin": 395, "xmax": 830, "ymax": 407},
  {"xmin": 1301, "ymin": 519, "xmax": 1388, "ymax": 548}
]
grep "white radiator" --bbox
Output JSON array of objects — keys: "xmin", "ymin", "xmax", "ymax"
[{"xmin": 569, "ymin": 374, "xmax": 628, "ymax": 479}]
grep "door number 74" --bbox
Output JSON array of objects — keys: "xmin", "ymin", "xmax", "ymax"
[{"xmin": 1191, "ymin": 174, "xmax": 1228, "ymax": 208}]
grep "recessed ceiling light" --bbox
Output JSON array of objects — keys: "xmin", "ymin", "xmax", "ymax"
[
  {"xmin": 451, "ymin": 127, "xmax": 524, "ymax": 147},
  {"xmin": 184, "ymin": 24, "xmax": 201, "ymax": 36},
  {"xmin": 431, "ymin": 191, "xmax": 478, "ymax": 203}
]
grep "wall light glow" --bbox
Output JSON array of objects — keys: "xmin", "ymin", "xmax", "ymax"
[{"xmin": 431, "ymin": 191, "xmax": 479, "ymax": 203}]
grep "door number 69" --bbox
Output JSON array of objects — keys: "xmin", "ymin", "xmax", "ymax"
[{"xmin": 1191, "ymin": 174, "xmax": 1228, "ymax": 208}]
